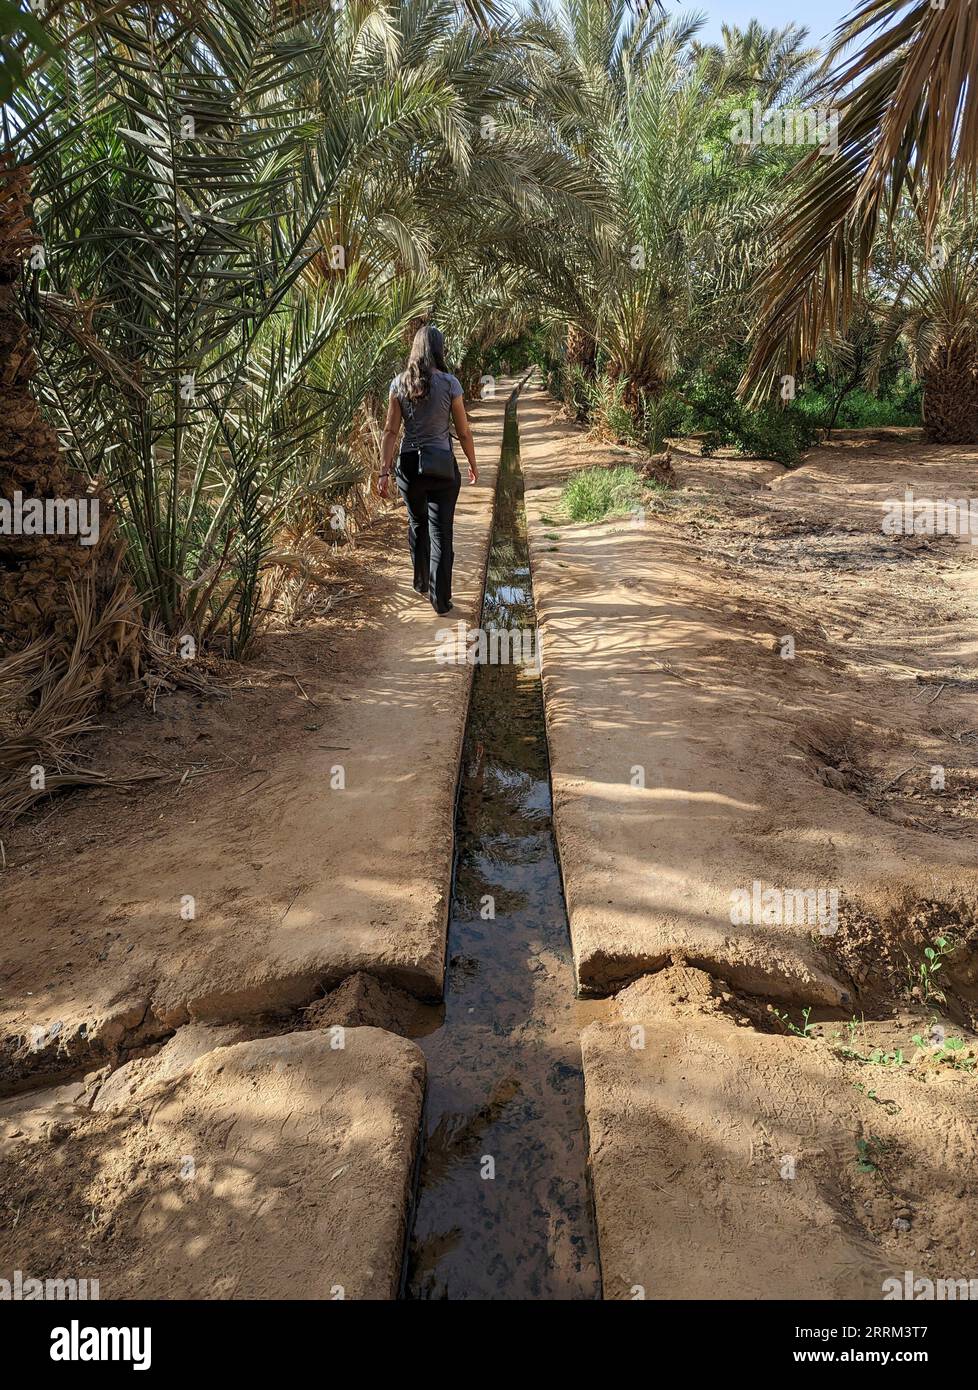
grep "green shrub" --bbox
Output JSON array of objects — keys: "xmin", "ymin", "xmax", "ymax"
[
  {"xmin": 795, "ymin": 387, "xmax": 921, "ymax": 429},
  {"xmin": 682, "ymin": 355, "xmax": 821, "ymax": 466},
  {"xmin": 636, "ymin": 390, "xmax": 686, "ymax": 451},
  {"xmin": 566, "ymin": 364, "xmax": 592, "ymax": 422},
  {"xmin": 576, "ymin": 371, "xmax": 628, "ymax": 438},
  {"xmin": 700, "ymin": 402, "xmax": 821, "ymax": 468}
]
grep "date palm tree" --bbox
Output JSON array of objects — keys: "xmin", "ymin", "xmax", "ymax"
[
  {"xmin": 743, "ymin": 0, "xmax": 978, "ymax": 442},
  {"xmin": 692, "ymin": 20, "xmax": 822, "ymax": 110},
  {"xmin": 5, "ymin": 0, "xmax": 565, "ymax": 659},
  {"xmin": 0, "ymin": 0, "xmax": 576, "ymax": 816},
  {"xmin": 522, "ymin": 0, "xmax": 788, "ymax": 413},
  {"xmin": 870, "ymin": 202, "xmax": 978, "ymax": 444}
]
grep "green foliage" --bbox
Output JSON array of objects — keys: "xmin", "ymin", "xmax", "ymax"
[
  {"xmin": 911, "ymin": 1033, "xmax": 976, "ymax": 1072},
  {"xmin": 701, "ymin": 401, "xmax": 820, "ymax": 468},
  {"xmin": 0, "ymin": 0, "xmax": 57, "ymax": 102},
  {"xmin": 561, "ymin": 465, "xmax": 643, "ymax": 523},
  {"xmin": 577, "ymin": 372, "xmax": 632, "ymax": 440},
  {"xmin": 855, "ymin": 1135, "xmax": 890, "ymax": 1175},
  {"xmin": 770, "ymin": 1005, "xmax": 815, "ymax": 1038},
  {"xmin": 851, "ymin": 1083, "xmax": 900, "ymax": 1115},
  {"xmin": 683, "ymin": 355, "xmax": 821, "ymax": 466},
  {"xmin": 10, "ymin": 0, "xmax": 954, "ymax": 665},
  {"xmin": 19, "ymin": 2, "xmax": 424, "ymax": 652},
  {"xmin": 15, "ymin": 0, "xmax": 576, "ymax": 654},
  {"xmin": 566, "ymin": 365, "xmax": 593, "ymax": 424},
  {"xmin": 908, "ymin": 937, "xmax": 952, "ymax": 1006},
  {"xmin": 482, "ymin": 333, "xmax": 542, "ymax": 376},
  {"xmin": 795, "ymin": 388, "xmax": 921, "ymax": 430}
]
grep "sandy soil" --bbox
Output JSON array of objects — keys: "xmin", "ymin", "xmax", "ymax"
[
  {"xmin": 584, "ymin": 962, "xmax": 978, "ymax": 1300},
  {"xmin": 0, "ymin": 385, "xmax": 516, "ymax": 1300},
  {"xmin": 0, "ymin": 1028, "xmax": 425, "ymax": 1299},
  {"xmin": 0, "ymin": 387, "xmax": 514, "ymax": 1090},
  {"xmin": 519, "ymin": 379, "xmax": 978, "ymax": 1299},
  {"xmin": 519, "ymin": 380, "xmax": 978, "ymax": 1007},
  {"xmin": 7, "ymin": 370, "xmax": 978, "ymax": 1303}
]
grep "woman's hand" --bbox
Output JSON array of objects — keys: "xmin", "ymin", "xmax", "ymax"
[
  {"xmin": 377, "ymin": 472, "xmax": 391, "ymax": 499},
  {"xmin": 451, "ymin": 394, "xmax": 478, "ymax": 486}
]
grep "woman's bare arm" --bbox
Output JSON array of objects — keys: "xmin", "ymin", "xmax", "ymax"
[
  {"xmin": 378, "ymin": 396, "xmax": 402, "ymax": 498},
  {"xmin": 451, "ymin": 394, "xmax": 478, "ymax": 484}
]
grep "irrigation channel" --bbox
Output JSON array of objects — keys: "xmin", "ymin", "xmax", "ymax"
[{"xmin": 405, "ymin": 386, "xmax": 603, "ymax": 1300}]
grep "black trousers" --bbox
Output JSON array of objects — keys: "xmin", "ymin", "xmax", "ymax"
[{"xmin": 396, "ymin": 452, "xmax": 461, "ymax": 614}]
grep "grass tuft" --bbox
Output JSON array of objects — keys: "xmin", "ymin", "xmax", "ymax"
[{"xmin": 560, "ymin": 466, "xmax": 644, "ymax": 523}]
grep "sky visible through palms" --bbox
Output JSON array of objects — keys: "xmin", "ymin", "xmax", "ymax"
[
  {"xmin": 509, "ymin": 0, "xmax": 855, "ymax": 50},
  {"xmin": 687, "ymin": 0, "xmax": 851, "ymax": 48}
]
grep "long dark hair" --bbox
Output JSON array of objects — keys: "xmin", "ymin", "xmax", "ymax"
[{"xmin": 398, "ymin": 324, "xmax": 448, "ymax": 403}]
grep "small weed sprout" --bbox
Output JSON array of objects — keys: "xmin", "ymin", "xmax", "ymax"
[
  {"xmin": 911, "ymin": 1032, "xmax": 976, "ymax": 1072},
  {"xmin": 907, "ymin": 936, "xmax": 952, "ymax": 1005},
  {"xmin": 855, "ymin": 1135, "xmax": 890, "ymax": 1176},
  {"xmin": 832, "ymin": 1015, "xmax": 866, "ymax": 1049},
  {"xmin": 852, "ymin": 1082, "xmax": 900, "ymax": 1116},
  {"xmin": 770, "ymin": 1005, "xmax": 815, "ymax": 1038},
  {"xmin": 839, "ymin": 1041, "xmax": 907, "ymax": 1067}
]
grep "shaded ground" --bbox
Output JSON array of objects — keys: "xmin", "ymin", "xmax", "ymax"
[
  {"xmin": 0, "ymin": 389, "xmax": 512, "ymax": 1090},
  {"xmin": 520, "ymin": 379, "xmax": 978, "ymax": 1300},
  {"xmin": 584, "ymin": 962, "xmax": 978, "ymax": 1301},
  {"xmin": 0, "ymin": 1028, "xmax": 424, "ymax": 1299},
  {"xmin": 7, "ymin": 375, "xmax": 978, "ymax": 1303},
  {"xmin": 0, "ymin": 388, "xmax": 516, "ymax": 1301},
  {"xmin": 520, "ymin": 380, "xmax": 978, "ymax": 1012}
]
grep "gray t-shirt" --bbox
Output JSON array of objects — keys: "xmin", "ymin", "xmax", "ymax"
[{"xmin": 390, "ymin": 369, "xmax": 463, "ymax": 451}]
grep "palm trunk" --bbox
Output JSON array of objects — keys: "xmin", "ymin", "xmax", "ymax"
[
  {"xmin": 0, "ymin": 157, "xmax": 137, "ymax": 681},
  {"xmin": 607, "ymin": 357, "xmax": 660, "ymax": 421},
  {"xmin": 563, "ymin": 322, "xmax": 596, "ymax": 422},
  {"xmin": 922, "ymin": 340, "xmax": 978, "ymax": 445},
  {"xmin": 565, "ymin": 322, "xmax": 596, "ymax": 379}
]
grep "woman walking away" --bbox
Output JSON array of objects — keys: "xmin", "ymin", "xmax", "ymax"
[{"xmin": 378, "ymin": 325, "xmax": 478, "ymax": 615}]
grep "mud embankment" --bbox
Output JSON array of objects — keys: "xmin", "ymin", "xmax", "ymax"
[{"xmin": 518, "ymin": 377, "xmax": 978, "ymax": 1299}]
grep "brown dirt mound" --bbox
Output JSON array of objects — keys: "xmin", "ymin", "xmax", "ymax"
[
  {"xmin": 0, "ymin": 1028, "xmax": 425, "ymax": 1299},
  {"xmin": 519, "ymin": 382, "xmax": 978, "ymax": 1013}
]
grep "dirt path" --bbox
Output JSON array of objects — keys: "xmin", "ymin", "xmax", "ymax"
[
  {"xmin": 520, "ymin": 381, "xmax": 978, "ymax": 1003},
  {"xmin": 7, "ymin": 374, "xmax": 978, "ymax": 1302},
  {"xmin": 518, "ymin": 378, "xmax": 978, "ymax": 1299},
  {"xmin": 0, "ymin": 1027, "xmax": 425, "ymax": 1299},
  {"xmin": 0, "ymin": 384, "xmax": 518, "ymax": 1300},
  {"xmin": 0, "ymin": 386, "xmax": 514, "ymax": 1090},
  {"xmin": 582, "ymin": 963, "xmax": 978, "ymax": 1300}
]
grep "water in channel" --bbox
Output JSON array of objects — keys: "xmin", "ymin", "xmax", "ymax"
[{"xmin": 405, "ymin": 392, "xmax": 603, "ymax": 1301}]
